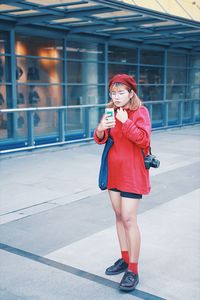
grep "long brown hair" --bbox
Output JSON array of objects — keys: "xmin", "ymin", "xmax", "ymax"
[{"xmin": 107, "ymin": 83, "xmax": 142, "ymax": 110}]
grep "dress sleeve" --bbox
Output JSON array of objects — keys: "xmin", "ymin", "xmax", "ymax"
[
  {"xmin": 122, "ymin": 106, "xmax": 151, "ymax": 148},
  {"xmin": 94, "ymin": 129, "xmax": 109, "ymax": 145}
]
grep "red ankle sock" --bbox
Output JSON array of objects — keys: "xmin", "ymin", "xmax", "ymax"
[
  {"xmin": 121, "ymin": 251, "xmax": 129, "ymax": 264},
  {"xmin": 128, "ymin": 262, "xmax": 138, "ymax": 274}
]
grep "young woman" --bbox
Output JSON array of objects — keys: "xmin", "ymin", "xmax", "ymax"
[{"xmin": 94, "ymin": 74, "xmax": 151, "ymax": 292}]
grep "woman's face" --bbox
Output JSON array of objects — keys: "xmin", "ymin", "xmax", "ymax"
[{"xmin": 109, "ymin": 84, "xmax": 133, "ymax": 108}]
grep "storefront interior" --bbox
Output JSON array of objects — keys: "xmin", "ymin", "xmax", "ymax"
[{"xmin": 0, "ymin": 0, "xmax": 200, "ymax": 152}]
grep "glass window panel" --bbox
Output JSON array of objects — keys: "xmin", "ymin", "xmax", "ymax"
[
  {"xmin": 189, "ymin": 86, "xmax": 200, "ymax": 99},
  {"xmin": 167, "ymin": 68, "xmax": 187, "ymax": 84},
  {"xmin": 140, "ymin": 66, "xmax": 163, "ymax": 84},
  {"xmin": 167, "ymin": 52, "xmax": 187, "ymax": 67},
  {"xmin": 139, "ymin": 85, "xmax": 163, "ymax": 101},
  {"xmin": 16, "ymin": 57, "xmax": 63, "ymax": 83},
  {"xmin": 194, "ymin": 101, "xmax": 200, "ymax": 119},
  {"xmin": 108, "ymin": 46, "xmax": 137, "ymax": 63},
  {"xmin": 17, "ymin": 85, "xmax": 63, "ymax": 107},
  {"xmin": 190, "ymin": 55, "xmax": 200, "ymax": 68},
  {"xmin": 166, "ymin": 85, "xmax": 186, "ymax": 100},
  {"xmin": 0, "ymin": 112, "xmax": 17, "ymax": 142},
  {"xmin": 67, "ymin": 41, "xmax": 104, "ymax": 60},
  {"xmin": 34, "ymin": 110, "xmax": 58, "ymax": 137},
  {"xmin": 140, "ymin": 50, "xmax": 163, "ymax": 65},
  {"xmin": 189, "ymin": 68, "xmax": 200, "ymax": 85},
  {"xmin": 152, "ymin": 103, "xmax": 164, "ymax": 125},
  {"xmin": 68, "ymin": 62, "xmax": 104, "ymax": 84},
  {"xmin": 16, "ymin": 110, "xmax": 28, "ymax": 139},
  {"xmin": 0, "ymin": 112, "xmax": 8, "ymax": 139},
  {"xmin": 108, "ymin": 64, "xmax": 137, "ymax": 81},
  {"xmin": 0, "ymin": 84, "xmax": 11, "ymax": 108},
  {"xmin": 0, "ymin": 56, "xmax": 11, "ymax": 83},
  {"xmin": 15, "ymin": 34, "xmax": 63, "ymax": 58},
  {"xmin": 67, "ymin": 85, "xmax": 105, "ymax": 105},
  {"xmin": 168, "ymin": 102, "xmax": 178, "ymax": 123},
  {"xmin": 183, "ymin": 102, "xmax": 192, "ymax": 120},
  {"xmin": 89, "ymin": 107, "xmax": 103, "ymax": 132},
  {"xmin": 0, "ymin": 31, "xmax": 10, "ymax": 54},
  {"xmin": 66, "ymin": 107, "xmax": 84, "ymax": 131}
]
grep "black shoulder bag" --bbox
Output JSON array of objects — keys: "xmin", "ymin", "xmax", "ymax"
[{"xmin": 98, "ymin": 129, "xmax": 114, "ymax": 190}]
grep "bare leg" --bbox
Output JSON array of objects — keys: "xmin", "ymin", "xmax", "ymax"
[
  {"xmin": 108, "ymin": 190, "xmax": 128, "ymax": 252},
  {"xmin": 121, "ymin": 198, "xmax": 141, "ymax": 263}
]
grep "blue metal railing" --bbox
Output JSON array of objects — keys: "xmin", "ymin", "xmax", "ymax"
[{"xmin": 0, "ymin": 99, "xmax": 199, "ymax": 154}]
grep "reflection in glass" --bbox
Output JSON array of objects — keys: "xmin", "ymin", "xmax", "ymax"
[
  {"xmin": 109, "ymin": 64, "xmax": 137, "ymax": 81},
  {"xmin": 166, "ymin": 85, "xmax": 186, "ymax": 100},
  {"xmin": 16, "ymin": 57, "xmax": 63, "ymax": 83},
  {"xmin": 167, "ymin": 68, "xmax": 187, "ymax": 84},
  {"xmin": 168, "ymin": 52, "xmax": 187, "ymax": 67},
  {"xmin": 194, "ymin": 102, "xmax": 200, "ymax": 119},
  {"xmin": 0, "ymin": 112, "xmax": 13, "ymax": 142},
  {"xmin": 67, "ymin": 85, "xmax": 105, "ymax": 105},
  {"xmin": 183, "ymin": 102, "xmax": 192, "ymax": 120},
  {"xmin": 0, "ymin": 112, "xmax": 8, "ymax": 140},
  {"xmin": 66, "ymin": 107, "xmax": 84, "ymax": 131},
  {"xmin": 140, "ymin": 67, "xmax": 163, "ymax": 84},
  {"xmin": 0, "ymin": 31, "xmax": 10, "ymax": 54},
  {"xmin": 34, "ymin": 110, "xmax": 58, "ymax": 137},
  {"xmin": 15, "ymin": 111, "xmax": 28, "ymax": 140},
  {"xmin": 190, "ymin": 86, "xmax": 200, "ymax": 99},
  {"xmin": 139, "ymin": 85, "xmax": 163, "ymax": 101},
  {"xmin": 0, "ymin": 85, "xmax": 6, "ymax": 107},
  {"xmin": 17, "ymin": 85, "xmax": 63, "ymax": 107},
  {"xmin": 90, "ymin": 107, "xmax": 103, "ymax": 132},
  {"xmin": 168, "ymin": 102, "xmax": 178, "ymax": 123},
  {"xmin": 67, "ymin": 41, "xmax": 104, "ymax": 60},
  {"xmin": 108, "ymin": 46, "xmax": 137, "ymax": 63},
  {"xmin": 68, "ymin": 62, "xmax": 104, "ymax": 84},
  {"xmin": 189, "ymin": 68, "xmax": 200, "ymax": 85},
  {"xmin": 15, "ymin": 34, "xmax": 63, "ymax": 58},
  {"xmin": 0, "ymin": 84, "xmax": 11, "ymax": 108},
  {"xmin": 190, "ymin": 55, "xmax": 200, "ymax": 68},
  {"xmin": 140, "ymin": 50, "xmax": 163, "ymax": 65},
  {"xmin": 152, "ymin": 103, "xmax": 164, "ymax": 125},
  {"xmin": 0, "ymin": 56, "xmax": 11, "ymax": 83}
]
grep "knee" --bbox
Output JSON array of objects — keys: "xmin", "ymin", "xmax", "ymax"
[
  {"xmin": 114, "ymin": 209, "xmax": 122, "ymax": 221},
  {"xmin": 122, "ymin": 215, "xmax": 137, "ymax": 230}
]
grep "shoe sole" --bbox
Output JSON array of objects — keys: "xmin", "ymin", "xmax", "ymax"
[{"xmin": 119, "ymin": 279, "xmax": 139, "ymax": 292}]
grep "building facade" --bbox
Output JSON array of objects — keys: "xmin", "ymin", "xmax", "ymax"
[{"xmin": 0, "ymin": 0, "xmax": 200, "ymax": 153}]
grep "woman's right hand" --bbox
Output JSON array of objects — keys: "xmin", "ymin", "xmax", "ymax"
[{"xmin": 97, "ymin": 114, "xmax": 116, "ymax": 132}]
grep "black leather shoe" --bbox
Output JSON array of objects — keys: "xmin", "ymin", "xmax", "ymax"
[
  {"xmin": 119, "ymin": 270, "xmax": 139, "ymax": 291},
  {"xmin": 105, "ymin": 258, "xmax": 128, "ymax": 275}
]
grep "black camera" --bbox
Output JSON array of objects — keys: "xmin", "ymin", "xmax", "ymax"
[{"xmin": 144, "ymin": 154, "xmax": 160, "ymax": 169}]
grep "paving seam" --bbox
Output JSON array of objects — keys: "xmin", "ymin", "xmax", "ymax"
[
  {"xmin": 1, "ymin": 160, "xmax": 199, "ymax": 224},
  {"xmin": 0, "ymin": 242, "xmax": 166, "ymax": 300}
]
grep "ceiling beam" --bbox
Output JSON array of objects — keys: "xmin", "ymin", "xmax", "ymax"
[
  {"xmin": 94, "ymin": 0, "xmax": 200, "ymax": 29},
  {"xmin": 16, "ymin": 6, "xmax": 114, "ymax": 24}
]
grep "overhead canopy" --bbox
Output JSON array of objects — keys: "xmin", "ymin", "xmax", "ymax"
[
  {"xmin": 0, "ymin": 0, "xmax": 200, "ymax": 52},
  {"xmin": 122, "ymin": 0, "xmax": 200, "ymax": 23}
]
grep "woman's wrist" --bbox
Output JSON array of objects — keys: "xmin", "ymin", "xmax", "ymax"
[
  {"xmin": 96, "ymin": 126, "xmax": 104, "ymax": 139},
  {"xmin": 97, "ymin": 124, "xmax": 104, "ymax": 133}
]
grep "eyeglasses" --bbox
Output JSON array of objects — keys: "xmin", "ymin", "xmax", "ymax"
[{"xmin": 109, "ymin": 90, "xmax": 129, "ymax": 98}]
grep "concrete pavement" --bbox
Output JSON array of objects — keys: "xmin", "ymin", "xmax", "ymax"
[{"xmin": 0, "ymin": 125, "xmax": 200, "ymax": 300}]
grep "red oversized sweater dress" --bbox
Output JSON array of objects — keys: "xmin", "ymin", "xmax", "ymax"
[{"xmin": 94, "ymin": 106, "xmax": 151, "ymax": 195}]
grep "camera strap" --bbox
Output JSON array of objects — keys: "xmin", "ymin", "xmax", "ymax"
[{"xmin": 141, "ymin": 146, "xmax": 151, "ymax": 159}]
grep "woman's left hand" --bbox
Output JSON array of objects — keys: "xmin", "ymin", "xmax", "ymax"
[{"xmin": 116, "ymin": 107, "xmax": 128, "ymax": 123}]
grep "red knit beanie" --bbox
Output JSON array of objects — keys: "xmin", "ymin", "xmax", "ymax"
[{"xmin": 109, "ymin": 74, "xmax": 137, "ymax": 94}]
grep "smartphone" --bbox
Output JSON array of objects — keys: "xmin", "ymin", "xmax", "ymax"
[{"xmin": 105, "ymin": 108, "xmax": 114, "ymax": 121}]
